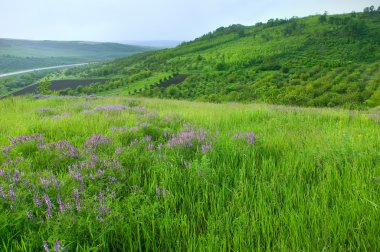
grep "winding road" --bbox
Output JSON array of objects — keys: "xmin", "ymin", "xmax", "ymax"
[{"xmin": 0, "ymin": 63, "xmax": 90, "ymax": 78}]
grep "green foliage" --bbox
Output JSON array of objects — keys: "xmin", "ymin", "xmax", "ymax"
[
  {"xmin": 0, "ymin": 96, "xmax": 379, "ymax": 250},
  {"xmin": 52, "ymin": 11, "xmax": 379, "ymax": 109},
  {"xmin": 36, "ymin": 78, "xmax": 52, "ymax": 95}
]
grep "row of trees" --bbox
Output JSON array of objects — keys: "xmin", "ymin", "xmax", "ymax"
[{"xmin": 363, "ymin": 5, "xmax": 380, "ymax": 13}]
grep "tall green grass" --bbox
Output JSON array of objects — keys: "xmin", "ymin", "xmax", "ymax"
[{"xmin": 0, "ymin": 96, "xmax": 379, "ymax": 251}]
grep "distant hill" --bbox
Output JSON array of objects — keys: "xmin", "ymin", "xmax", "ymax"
[
  {"xmin": 119, "ymin": 40, "xmax": 182, "ymax": 48},
  {"xmin": 0, "ymin": 39, "xmax": 153, "ymax": 73},
  {"xmin": 64, "ymin": 9, "xmax": 380, "ymax": 108}
]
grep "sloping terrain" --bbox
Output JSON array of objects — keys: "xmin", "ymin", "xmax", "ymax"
[
  {"xmin": 0, "ymin": 96, "xmax": 379, "ymax": 250},
  {"xmin": 67, "ymin": 10, "xmax": 380, "ymax": 108},
  {"xmin": 0, "ymin": 39, "xmax": 153, "ymax": 74}
]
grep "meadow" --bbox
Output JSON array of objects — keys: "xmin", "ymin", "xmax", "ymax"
[{"xmin": 0, "ymin": 96, "xmax": 379, "ymax": 251}]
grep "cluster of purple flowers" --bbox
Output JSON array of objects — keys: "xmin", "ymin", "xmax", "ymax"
[
  {"xmin": 98, "ymin": 189, "xmax": 108, "ymax": 222},
  {"xmin": 2, "ymin": 134, "xmax": 43, "ymax": 157},
  {"xmin": 91, "ymin": 104, "xmax": 147, "ymax": 113},
  {"xmin": 38, "ymin": 172, "xmax": 60, "ymax": 190},
  {"xmin": 43, "ymin": 240, "xmax": 66, "ymax": 252},
  {"xmin": 137, "ymin": 112, "xmax": 159, "ymax": 119},
  {"xmin": 111, "ymin": 126, "xmax": 129, "ymax": 133},
  {"xmin": 84, "ymin": 134, "xmax": 113, "ymax": 151},
  {"xmin": 167, "ymin": 127, "xmax": 213, "ymax": 153},
  {"xmin": 52, "ymin": 113, "xmax": 71, "ymax": 120},
  {"xmin": 94, "ymin": 104, "xmax": 129, "ymax": 111},
  {"xmin": 233, "ymin": 132, "xmax": 256, "ymax": 144},
  {"xmin": 0, "ymin": 168, "xmax": 24, "ymax": 185},
  {"xmin": 9, "ymin": 134, "xmax": 43, "ymax": 146},
  {"xmin": 43, "ymin": 192, "xmax": 53, "ymax": 219},
  {"xmin": 39, "ymin": 140, "xmax": 80, "ymax": 158},
  {"xmin": 38, "ymin": 108, "xmax": 53, "ymax": 113}
]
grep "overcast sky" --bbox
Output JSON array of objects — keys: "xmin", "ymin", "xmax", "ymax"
[{"xmin": 1, "ymin": 0, "xmax": 379, "ymax": 42}]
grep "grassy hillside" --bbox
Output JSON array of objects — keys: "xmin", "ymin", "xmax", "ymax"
[
  {"xmin": 63, "ymin": 10, "xmax": 380, "ymax": 109},
  {"xmin": 0, "ymin": 39, "xmax": 153, "ymax": 74},
  {"xmin": 0, "ymin": 96, "xmax": 379, "ymax": 250}
]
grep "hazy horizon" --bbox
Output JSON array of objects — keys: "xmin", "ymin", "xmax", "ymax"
[{"xmin": 1, "ymin": 0, "xmax": 379, "ymax": 43}]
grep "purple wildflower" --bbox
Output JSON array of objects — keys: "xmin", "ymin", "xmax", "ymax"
[
  {"xmin": 144, "ymin": 135, "xmax": 152, "ymax": 142},
  {"xmin": 57, "ymin": 194, "xmax": 65, "ymax": 213},
  {"xmin": 98, "ymin": 189, "xmax": 107, "ymax": 222},
  {"xmin": 233, "ymin": 131, "xmax": 256, "ymax": 144},
  {"xmin": 8, "ymin": 184, "xmax": 15, "ymax": 202},
  {"xmin": 0, "ymin": 186, "xmax": 7, "ymax": 200},
  {"xmin": 93, "ymin": 104, "xmax": 129, "ymax": 111},
  {"xmin": 14, "ymin": 170, "xmax": 20, "ymax": 183},
  {"xmin": 115, "ymin": 146, "xmax": 124, "ymax": 155},
  {"xmin": 43, "ymin": 192, "xmax": 52, "ymax": 208},
  {"xmin": 130, "ymin": 138, "xmax": 139, "ymax": 146},
  {"xmin": 34, "ymin": 194, "xmax": 43, "ymax": 208},
  {"xmin": 85, "ymin": 134, "xmax": 112, "ymax": 152},
  {"xmin": 156, "ymin": 186, "xmax": 170, "ymax": 198},
  {"xmin": 245, "ymin": 132, "xmax": 256, "ymax": 144},
  {"xmin": 26, "ymin": 210, "xmax": 34, "ymax": 221},
  {"xmin": 55, "ymin": 240, "xmax": 61, "ymax": 252},
  {"xmin": 73, "ymin": 187, "xmax": 80, "ymax": 212},
  {"xmin": 65, "ymin": 200, "xmax": 72, "ymax": 213},
  {"xmin": 38, "ymin": 108, "xmax": 52, "ymax": 113},
  {"xmin": 2, "ymin": 146, "xmax": 12, "ymax": 157},
  {"xmin": 9, "ymin": 134, "xmax": 43, "ymax": 146},
  {"xmin": 201, "ymin": 143, "xmax": 212, "ymax": 153},
  {"xmin": 167, "ymin": 127, "xmax": 209, "ymax": 149},
  {"xmin": 58, "ymin": 141, "xmax": 79, "ymax": 158},
  {"xmin": 43, "ymin": 241, "xmax": 50, "ymax": 252},
  {"xmin": 148, "ymin": 143, "xmax": 154, "ymax": 151},
  {"xmin": 46, "ymin": 207, "xmax": 53, "ymax": 219}
]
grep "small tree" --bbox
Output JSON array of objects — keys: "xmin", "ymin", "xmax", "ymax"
[
  {"xmin": 37, "ymin": 78, "xmax": 52, "ymax": 95},
  {"xmin": 319, "ymin": 11, "xmax": 328, "ymax": 24}
]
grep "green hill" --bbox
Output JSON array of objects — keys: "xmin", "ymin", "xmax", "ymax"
[
  {"xmin": 64, "ymin": 10, "xmax": 380, "ymax": 108},
  {"xmin": 0, "ymin": 39, "xmax": 153, "ymax": 74}
]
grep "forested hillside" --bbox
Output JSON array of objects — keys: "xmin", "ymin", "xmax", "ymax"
[{"xmin": 64, "ymin": 9, "xmax": 380, "ymax": 108}]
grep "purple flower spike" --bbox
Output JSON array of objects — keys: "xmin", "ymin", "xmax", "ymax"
[
  {"xmin": 245, "ymin": 132, "xmax": 256, "ymax": 144},
  {"xmin": 233, "ymin": 131, "xmax": 256, "ymax": 145},
  {"xmin": 43, "ymin": 241, "xmax": 50, "ymax": 252},
  {"xmin": 85, "ymin": 134, "xmax": 113, "ymax": 152},
  {"xmin": 73, "ymin": 187, "xmax": 80, "ymax": 212},
  {"xmin": 43, "ymin": 192, "xmax": 52, "ymax": 209},
  {"xmin": 201, "ymin": 143, "xmax": 212, "ymax": 153},
  {"xmin": 26, "ymin": 210, "xmax": 34, "ymax": 221},
  {"xmin": 57, "ymin": 194, "xmax": 65, "ymax": 213},
  {"xmin": 55, "ymin": 240, "xmax": 61, "ymax": 252},
  {"xmin": 8, "ymin": 184, "xmax": 15, "ymax": 202},
  {"xmin": 0, "ymin": 186, "xmax": 7, "ymax": 200},
  {"xmin": 34, "ymin": 194, "xmax": 43, "ymax": 208}
]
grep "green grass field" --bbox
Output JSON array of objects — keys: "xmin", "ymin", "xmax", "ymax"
[{"xmin": 0, "ymin": 96, "xmax": 379, "ymax": 251}]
